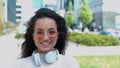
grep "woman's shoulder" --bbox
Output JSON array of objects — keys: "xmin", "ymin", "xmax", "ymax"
[
  {"xmin": 59, "ymin": 54, "xmax": 76, "ymax": 61},
  {"xmin": 12, "ymin": 56, "xmax": 34, "ymax": 68},
  {"xmin": 59, "ymin": 54, "xmax": 80, "ymax": 68},
  {"xmin": 16, "ymin": 56, "xmax": 32, "ymax": 62}
]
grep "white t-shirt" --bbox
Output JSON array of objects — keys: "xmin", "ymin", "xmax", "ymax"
[{"xmin": 12, "ymin": 54, "xmax": 80, "ymax": 68}]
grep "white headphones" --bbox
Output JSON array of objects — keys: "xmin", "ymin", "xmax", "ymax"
[{"xmin": 32, "ymin": 49, "xmax": 59, "ymax": 66}]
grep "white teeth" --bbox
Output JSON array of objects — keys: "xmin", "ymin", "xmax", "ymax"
[
  {"xmin": 41, "ymin": 42, "xmax": 50, "ymax": 45},
  {"xmin": 43, "ymin": 43, "xmax": 49, "ymax": 45}
]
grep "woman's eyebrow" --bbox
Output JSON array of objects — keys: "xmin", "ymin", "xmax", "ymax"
[
  {"xmin": 35, "ymin": 28, "xmax": 42, "ymax": 30},
  {"xmin": 35, "ymin": 28, "xmax": 56, "ymax": 31},
  {"xmin": 48, "ymin": 28, "xmax": 56, "ymax": 31},
  {"xmin": 35, "ymin": 28, "xmax": 43, "ymax": 31}
]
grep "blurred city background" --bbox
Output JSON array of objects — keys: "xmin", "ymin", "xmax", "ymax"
[{"xmin": 0, "ymin": 0, "xmax": 120, "ymax": 68}]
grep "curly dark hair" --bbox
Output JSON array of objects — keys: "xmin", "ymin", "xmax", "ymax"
[{"xmin": 21, "ymin": 8, "xmax": 68, "ymax": 58}]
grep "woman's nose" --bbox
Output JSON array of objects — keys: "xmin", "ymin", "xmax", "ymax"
[{"xmin": 43, "ymin": 33, "xmax": 49, "ymax": 40}]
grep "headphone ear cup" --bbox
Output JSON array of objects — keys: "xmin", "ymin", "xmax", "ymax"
[
  {"xmin": 32, "ymin": 50, "xmax": 41, "ymax": 66},
  {"xmin": 44, "ymin": 49, "xmax": 58, "ymax": 64}
]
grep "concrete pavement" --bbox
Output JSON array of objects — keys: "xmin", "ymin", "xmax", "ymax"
[
  {"xmin": 0, "ymin": 32, "xmax": 21, "ymax": 68},
  {"xmin": 66, "ymin": 42, "xmax": 120, "ymax": 56}
]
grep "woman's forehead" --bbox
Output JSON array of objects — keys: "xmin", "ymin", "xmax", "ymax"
[{"xmin": 34, "ymin": 18, "xmax": 57, "ymax": 30}]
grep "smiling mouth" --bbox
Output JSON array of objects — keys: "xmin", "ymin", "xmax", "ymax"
[{"xmin": 40, "ymin": 42, "xmax": 51, "ymax": 47}]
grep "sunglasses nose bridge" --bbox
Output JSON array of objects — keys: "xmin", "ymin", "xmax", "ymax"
[{"xmin": 43, "ymin": 32, "xmax": 48, "ymax": 36}]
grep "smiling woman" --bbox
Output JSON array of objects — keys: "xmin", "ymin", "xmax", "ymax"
[
  {"xmin": 12, "ymin": 8, "xmax": 80, "ymax": 68},
  {"xmin": 33, "ymin": 17, "xmax": 58, "ymax": 53}
]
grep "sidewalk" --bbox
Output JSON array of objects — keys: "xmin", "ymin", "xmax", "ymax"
[
  {"xmin": 0, "ymin": 32, "xmax": 20, "ymax": 68},
  {"xmin": 66, "ymin": 42, "xmax": 120, "ymax": 56}
]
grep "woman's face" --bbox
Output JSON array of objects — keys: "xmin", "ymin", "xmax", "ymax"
[{"xmin": 33, "ymin": 17, "xmax": 58, "ymax": 53}]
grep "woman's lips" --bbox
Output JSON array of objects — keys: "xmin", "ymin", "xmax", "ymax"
[{"xmin": 40, "ymin": 42, "xmax": 51, "ymax": 47}]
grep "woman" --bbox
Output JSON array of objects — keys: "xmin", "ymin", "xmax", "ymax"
[{"xmin": 13, "ymin": 8, "xmax": 80, "ymax": 68}]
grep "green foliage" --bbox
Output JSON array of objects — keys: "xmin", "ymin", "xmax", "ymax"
[
  {"xmin": 65, "ymin": 12, "xmax": 75, "ymax": 29},
  {"xmin": 69, "ymin": 32, "xmax": 120, "ymax": 46},
  {"xmin": 2, "ymin": 22, "xmax": 16, "ymax": 34},
  {"xmin": 74, "ymin": 55, "xmax": 120, "ymax": 68},
  {"xmin": 14, "ymin": 27, "xmax": 24, "ymax": 39},
  {"xmin": 65, "ymin": 1, "xmax": 74, "ymax": 29},
  {"xmin": 15, "ymin": 33, "xmax": 24, "ymax": 39},
  {"xmin": 78, "ymin": 0, "xmax": 93, "ymax": 27},
  {"xmin": 68, "ymin": 1, "xmax": 72, "ymax": 11}
]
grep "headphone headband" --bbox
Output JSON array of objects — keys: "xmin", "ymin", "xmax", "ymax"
[{"xmin": 32, "ymin": 49, "xmax": 59, "ymax": 66}]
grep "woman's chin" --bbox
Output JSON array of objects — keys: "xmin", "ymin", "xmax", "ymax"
[{"xmin": 39, "ymin": 48, "xmax": 51, "ymax": 53}]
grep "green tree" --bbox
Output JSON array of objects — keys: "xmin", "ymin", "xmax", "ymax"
[
  {"xmin": 68, "ymin": 1, "xmax": 72, "ymax": 11},
  {"xmin": 65, "ymin": 1, "xmax": 75, "ymax": 29},
  {"xmin": 79, "ymin": 0, "xmax": 93, "ymax": 28}
]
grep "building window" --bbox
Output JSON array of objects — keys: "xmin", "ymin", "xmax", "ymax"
[
  {"xmin": 16, "ymin": 11, "xmax": 21, "ymax": 13},
  {"xmin": 16, "ymin": 16, "xmax": 21, "ymax": 19},
  {"xmin": 16, "ymin": 6, "xmax": 21, "ymax": 8}
]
